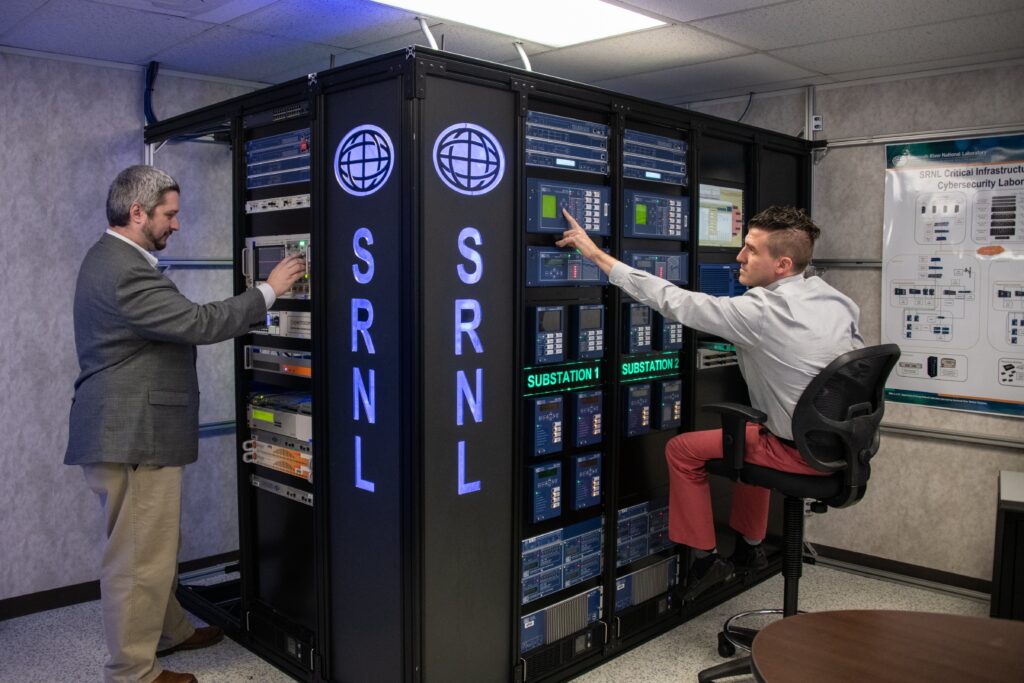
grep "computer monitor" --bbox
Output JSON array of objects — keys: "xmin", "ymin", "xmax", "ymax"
[{"xmin": 698, "ymin": 184, "xmax": 744, "ymax": 249}]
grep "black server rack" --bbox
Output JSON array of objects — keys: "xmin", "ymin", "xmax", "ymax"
[{"xmin": 144, "ymin": 47, "xmax": 812, "ymax": 682}]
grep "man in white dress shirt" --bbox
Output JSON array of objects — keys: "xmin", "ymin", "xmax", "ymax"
[{"xmin": 557, "ymin": 205, "xmax": 863, "ymax": 600}]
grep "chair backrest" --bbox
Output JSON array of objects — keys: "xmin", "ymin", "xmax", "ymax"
[{"xmin": 791, "ymin": 344, "xmax": 900, "ymax": 505}]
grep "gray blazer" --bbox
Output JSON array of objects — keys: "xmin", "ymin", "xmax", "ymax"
[{"xmin": 65, "ymin": 234, "xmax": 266, "ymax": 466}]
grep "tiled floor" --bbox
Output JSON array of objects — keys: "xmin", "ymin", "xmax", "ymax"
[{"xmin": 0, "ymin": 563, "xmax": 988, "ymax": 682}]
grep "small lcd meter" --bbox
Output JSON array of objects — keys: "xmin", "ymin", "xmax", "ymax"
[
  {"xmin": 528, "ymin": 395, "xmax": 564, "ymax": 456},
  {"xmin": 654, "ymin": 379, "xmax": 682, "ymax": 430},
  {"xmin": 654, "ymin": 312, "xmax": 684, "ymax": 351},
  {"xmin": 530, "ymin": 462, "xmax": 562, "ymax": 523},
  {"xmin": 573, "ymin": 304, "xmax": 605, "ymax": 360},
  {"xmin": 572, "ymin": 453, "xmax": 602, "ymax": 511},
  {"xmin": 624, "ymin": 303, "xmax": 652, "ymax": 355},
  {"xmin": 529, "ymin": 305, "xmax": 565, "ymax": 364},
  {"xmin": 571, "ymin": 390, "xmax": 603, "ymax": 448},
  {"xmin": 624, "ymin": 384, "xmax": 652, "ymax": 437}
]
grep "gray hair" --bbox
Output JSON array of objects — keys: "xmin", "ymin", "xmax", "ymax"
[{"xmin": 106, "ymin": 165, "xmax": 180, "ymax": 227}]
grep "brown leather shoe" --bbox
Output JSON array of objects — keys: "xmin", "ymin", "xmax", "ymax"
[
  {"xmin": 156, "ymin": 625, "xmax": 224, "ymax": 657},
  {"xmin": 153, "ymin": 671, "xmax": 197, "ymax": 683}
]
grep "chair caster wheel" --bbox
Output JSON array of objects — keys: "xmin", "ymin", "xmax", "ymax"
[{"xmin": 717, "ymin": 631, "xmax": 736, "ymax": 657}]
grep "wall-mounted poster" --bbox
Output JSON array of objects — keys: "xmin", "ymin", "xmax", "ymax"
[{"xmin": 882, "ymin": 134, "xmax": 1024, "ymax": 417}]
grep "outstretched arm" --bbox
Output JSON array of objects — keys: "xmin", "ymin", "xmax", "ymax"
[{"xmin": 554, "ymin": 209, "xmax": 621, "ymax": 275}]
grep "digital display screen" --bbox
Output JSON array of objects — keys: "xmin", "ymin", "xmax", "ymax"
[
  {"xmin": 540, "ymin": 310, "xmax": 562, "ymax": 332},
  {"xmin": 537, "ymin": 467, "xmax": 559, "ymax": 478},
  {"xmin": 256, "ymin": 245, "xmax": 285, "ymax": 280},
  {"xmin": 579, "ymin": 308, "xmax": 601, "ymax": 329},
  {"xmin": 542, "ymin": 194, "xmax": 557, "ymax": 219},
  {"xmin": 630, "ymin": 306, "xmax": 650, "ymax": 325},
  {"xmin": 580, "ymin": 395, "xmax": 600, "ymax": 406},
  {"xmin": 635, "ymin": 203, "xmax": 647, "ymax": 225},
  {"xmin": 540, "ymin": 403, "xmax": 559, "ymax": 413},
  {"xmin": 698, "ymin": 184, "xmax": 744, "ymax": 249},
  {"xmin": 579, "ymin": 456, "xmax": 599, "ymax": 468}
]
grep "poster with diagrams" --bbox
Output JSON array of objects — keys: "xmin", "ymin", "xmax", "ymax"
[{"xmin": 882, "ymin": 134, "xmax": 1024, "ymax": 417}]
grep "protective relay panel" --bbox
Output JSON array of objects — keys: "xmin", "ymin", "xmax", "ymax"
[
  {"xmin": 521, "ymin": 517, "xmax": 604, "ymax": 605},
  {"xmin": 623, "ymin": 250, "xmax": 688, "ymax": 285},
  {"xmin": 519, "ymin": 106, "xmax": 691, "ymax": 679},
  {"xmin": 623, "ymin": 190, "xmax": 688, "ymax": 240},
  {"xmin": 527, "ymin": 179, "xmax": 610, "ymax": 235},
  {"xmin": 616, "ymin": 501, "xmax": 671, "ymax": 567}
]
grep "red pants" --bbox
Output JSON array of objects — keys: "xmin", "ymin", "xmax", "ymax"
[{"xmin": 665, "ymin": 425, "xmax": 827, "ymax": 551}]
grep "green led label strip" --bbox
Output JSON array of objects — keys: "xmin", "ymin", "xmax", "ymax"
[
  {"xmin": 620, "ymin": 352, "xmax": 680, "ymax": 381},
  {"xmin": 523, "ymin": 361, "xmax": 602, "ymax": 393}
]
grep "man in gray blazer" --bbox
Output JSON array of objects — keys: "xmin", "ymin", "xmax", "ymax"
[{"xmin": 66, "ymin": 165, "xmax": 305, "ymax": 683}]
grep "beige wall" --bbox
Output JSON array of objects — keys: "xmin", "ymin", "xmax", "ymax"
[
  {"xmin": 689, "ymin": 63, "xmax": 1024, "ymax": 580},
  {"xmin": 0, "ymin": 50, "xmax": 254, "ymax": 600}
]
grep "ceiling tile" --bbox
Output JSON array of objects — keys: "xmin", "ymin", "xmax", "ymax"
[
  {"xmin": 261, "ymin": 49, "xmax": 376, "ymax": 83},
  {"xmin": 1, "ymin": 0, "xmax": 211, "ymax": 64},
  {"xmin": 693, "ymin": 0, "xmax": 1024, "ymax": 51},
  {"xmin": 770, "ymin": 9, "xmax": 1024, "ymax": 74},
  {"xmin": 0, "ymin": 0, "xmax": 48, "ymax": 35},
  {"xmin": 523, "ymin": 25, "xmax": 751, "ymax": 83},
  {"xmin": 362, "ymin": 22, "xmax": 547, "ymax": 64},
  {"xmin": 824, "ymin": 49, "xmax": 1024, "ymax": 82},
  {"xmin": 150, "ymin": 25, "xmax": 335, "ymax": 82},
  {"xmin": 229, "ymin": 0, "xmax": 420, "ymax": 49},
  {"xmin": 614, "ymin": 0, "xmax": 791, "ymax": 23},
  {"xmin": 91, "ymin": 0, "xmax": 280, "ymax": 22},
  {"xmin": 592, "ymin": 53, "xmax": 817, "ymax": 102},
  {"xmin": 667, "ymin": 74, "xmax": 833, "ymax": 105}
]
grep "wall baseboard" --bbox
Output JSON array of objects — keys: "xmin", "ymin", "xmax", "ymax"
[
  {"xmin": 812, "ymin": 543, "xmax": 991, "ymax": 595},
  {"xmin": 0, "ymin": 551, "xmax": 239, "ymax": 622},
  {"xmin": 1, "ymin": 546, "xmax": 989, "ymax": 621}
]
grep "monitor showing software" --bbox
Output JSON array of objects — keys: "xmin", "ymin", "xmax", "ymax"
[{"xmin": 698, "ymin": 184, "xmax": 744, "ymax": 249}]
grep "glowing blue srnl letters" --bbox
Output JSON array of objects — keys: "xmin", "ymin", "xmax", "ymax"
[
  {"xmin": 352, "ymin": 227, "xmax": 377, "ymax": 493},
  {"xmin": 455, "ymin": 225, "xmax": 484, "ymax": 495}
]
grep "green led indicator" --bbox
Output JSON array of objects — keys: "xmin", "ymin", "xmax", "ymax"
[
  {"xmin": 542, "ymin": 194, "xmax": 557, "ymax": 219},
  {"xmin": 299, "ymin": 241, "xmax": 307, "ymax": 247},
  {"xmin": 251, "ymin": 409, "xmax": 274, "ymax": 423},
  {"xmin": 635, "ymin": 203, "xmax": 647, "ymax": 225}
]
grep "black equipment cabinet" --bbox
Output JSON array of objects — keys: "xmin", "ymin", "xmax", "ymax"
[{"xmin": 144, "ymin": 48, "xmax": 812, "ymax": 682}]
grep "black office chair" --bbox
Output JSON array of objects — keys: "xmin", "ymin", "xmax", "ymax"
[{"xmin": 695, "ymin": 343, "xmax": 900, "ymax": 683}]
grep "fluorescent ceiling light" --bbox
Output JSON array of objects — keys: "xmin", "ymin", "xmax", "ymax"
[{"xmin": 371, "ymin": 0, "xmax": 665, "ymax": 47}]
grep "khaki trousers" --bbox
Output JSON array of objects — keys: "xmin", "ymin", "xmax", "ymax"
[{"xmin": 83, "ymin": 464, "xmax": 196, "ymax": 683}]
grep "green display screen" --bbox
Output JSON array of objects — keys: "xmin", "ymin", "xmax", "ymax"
[
  {"xmin": 251, "ymin": 409, "xmax": 274, "ymax": 423},
  {"xmin": 542, "ymin": 194, "xmax": 558, "ymax": 219},
  {"xmin": 635, "ymin": 203, "xmax": 647, "ymax": 225}
]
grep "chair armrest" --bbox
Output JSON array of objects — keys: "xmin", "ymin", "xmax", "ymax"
[
  {"xmin": 703, "ymin": 403, "xmax": 767, "ymax": 424},
  {"xmin": 702, "ymin": 403, "xmax": 767, "ymax": 470}
]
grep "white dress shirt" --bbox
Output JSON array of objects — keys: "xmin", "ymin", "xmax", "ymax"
[
  {"xmin": 609, "ymin": 264, "xmax": 864, "ymax": 439},
  {"xmin": 105, "ymin": 229, "xmax": 275, "ymax": 309}
]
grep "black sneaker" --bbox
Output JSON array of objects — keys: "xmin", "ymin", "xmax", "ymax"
[
  {"xmin": 731, "ymin": 543, "xmax": 768, "ymax": 572},
  {"xmin": 682, "ymin": 557, "xmax": 734, "ymax": 602}
]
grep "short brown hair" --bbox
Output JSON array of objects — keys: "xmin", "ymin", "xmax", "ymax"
[{"xmin": 747, "ymin": 206, "xmax": 820, "ymax": 273}]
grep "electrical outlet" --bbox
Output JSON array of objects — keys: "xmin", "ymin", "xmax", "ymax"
[{"xmin": 811, "ymin": 115, "xmax": 824, "ymax": 132}]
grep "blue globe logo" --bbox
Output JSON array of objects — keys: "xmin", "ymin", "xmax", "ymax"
[
  {"xmin": 335, "ymin": 124, "xmax": 394, "ymax": 196},
  {"xmin": 433, "ymin": 123, "xmax": 505, "ymax": 196}
]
